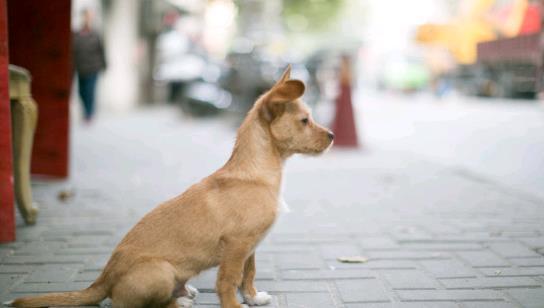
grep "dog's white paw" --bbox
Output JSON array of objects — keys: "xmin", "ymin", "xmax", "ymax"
[
  {"xmin": 185, "ymin": 284, "xmax": 199, "ymax": 299},
  {"xmin": 243, "ymin": 291, "xmax": 272, "ymax": 306},
  {"xmin": 3, "ymin": 300, "xmax": 14, "ymax": 307},
  {"xmin": 240, "ymin": 305, "xmax": 249, "ymax": 308},
  {"xmin": 177, "ymin": 296, "xmax": 194, "ymax": 308}
]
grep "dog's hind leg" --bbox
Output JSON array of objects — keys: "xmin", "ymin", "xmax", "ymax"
[{"xmin": 111, "ymin": 260, "xmax": 179, "ymax": 308}]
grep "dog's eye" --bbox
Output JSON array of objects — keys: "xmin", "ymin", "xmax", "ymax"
[{"xmin": 301, "ymin": 118, "xmax": 309, "ymax": 125}]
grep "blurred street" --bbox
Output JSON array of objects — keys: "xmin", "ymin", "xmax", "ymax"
[
  {"xmin": 358, "ymin": 92, "xmax": 544, "ymax": 201},
  {"xmin": 1, "ymin": 93, "xmax": 544, "ymax": 307}
]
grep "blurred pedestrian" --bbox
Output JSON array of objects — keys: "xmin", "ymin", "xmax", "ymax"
[{"xmin": 73, "ymin": 8, "xmax": 106, "ymax": 122}]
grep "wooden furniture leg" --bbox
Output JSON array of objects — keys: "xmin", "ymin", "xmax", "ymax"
[{"xmin": 9, "ymin": 65, "xmax": 38, "ymax": 225}]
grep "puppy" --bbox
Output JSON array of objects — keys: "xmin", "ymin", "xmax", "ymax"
[{"xmin": 7, "ymin": 66, "xmax": 334, "ymax": 308}]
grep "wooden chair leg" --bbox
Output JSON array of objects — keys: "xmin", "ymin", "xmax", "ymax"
[
  {"xmin": 11, "ymin": 96, "xmax": 38, "ymax": 224},
  {"xmin": 9, "ymin": 65, "xmax": 38, "ymax": 225}
]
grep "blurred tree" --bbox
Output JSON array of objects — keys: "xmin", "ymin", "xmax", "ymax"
[{"xmin": 282, "ymin": 0, "xmax": 344, "ymax": 32}]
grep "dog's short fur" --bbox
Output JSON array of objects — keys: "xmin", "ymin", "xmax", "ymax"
[{"xmin": 8, "ymin": 66, "xmax": 333, "ymax": 308}]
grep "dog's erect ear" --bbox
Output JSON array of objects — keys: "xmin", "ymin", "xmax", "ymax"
[
  {"xmin": 274, "ymin": 65, "xmax": 292, "ymax": 87},
  {"xmin": 260, "ymin": 65, "xmax": 304, "ymax": 122},
  {"xmin": 260, "ymin": 79, "xmax": 305, "ymax": 122},
  {"xmin": 270, "ymin": 79, "xmax": 305, "ymax": 102}
]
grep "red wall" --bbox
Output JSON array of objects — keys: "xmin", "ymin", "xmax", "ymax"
[
  {"xmin": 0, "ymin": 0, "xmax": 15, "ymax": 242},
  {"xmin": 7, "ymin": 0, "xmax": 71, "ymax": 178}
]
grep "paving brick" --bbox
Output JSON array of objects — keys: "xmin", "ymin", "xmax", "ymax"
[
  {"xmin": 26, "ymin": 265, "xmax": 80, "ymax": 283},
  {"xmin": 506, "ymin": 288, "xmax": 544, "ymax": 308},
  {"xmin": 14, "ymin": 241, "xmax": 65, "ymax": 256},
  {"xmin": 256, "ymin": 281, "xmax": 329, "ymax": 293},
  {"xmin": 336, "ymin": 279, "xmax": 391, "ymax": 303},
  {"xmin": 346, "ymin": 303, "xmax": 459, "ymax": 308},
  {"xmin": 194, "ymin": 292, "xmax": 276, "ymax": 307},
  {"xmin": 461, "ymin": 302, "xmax": 520, "ymax": 308},
  {"xmin": 285, "ymin": 292, "xmax": 336, "ymax": 308},
  {"xmin": 419, "ymin": 259, "xmax": 477, "ymax": 278},
  {"xmin": 73, "ymin": 270, "xmax": 101, "ymax": 282},
  {"xmin": 478, "ymin": 267, "xmax": 544, "ymax": 277},
  {"xmin": 319, "ymin": 243, "xmax": 362, "ymax": 260},
  {"xmin": 396, "ymin": 289, "xmax": 505, "ymax": 301},
  {"xmin": 440, "ymin": 277, "xmax": 540, "ymax": 289},
  {"xmin": 259, "ymin": 244, "xmax": 316, "ymax": 254},
  {"xmin": 398, "ymin": 243, "xmax": 482, "ymax": 251},
  {"xmin": 456, "ymin": 251, "xmax": 509, "ymax": 267},
  {"xmin": 12, "ymin": 281, "xmax": 91, "ymax": 293},
  {"xmin": 281, "ymin": 269, "xmax": 375, "ymax": 280},
  {"xmin": 255, "ymin": 269, "xmax": 276, "ymax": 280},
  {"xmin": 420, "ymin": 235, "xmax": 510, "ymax": 243},
  {"xmin": 519, "ymin": 237, "xmax": 544, "ymax": 249},
  {"xmin": 327, "ymin": 260, "xmax": 417, "ymax": 270},
  {"xmin": 359, "ymin": 237, "xmax": 400, "ymax": 250},
  {"xmin": 0, "ymin": 265, "xmax": 35, "ymax": 274},
  {"xmin": 390, "ymin": 227, "xmax": 433, "ymax": 242},
  {"xmin": 189, "ymin": 269, "xmax": 217, "ymax": 291},
  {"xmin": 489, "ymin": 242, "xmax": 541, "ymax": 258},
  {"xmin": 366, "ymin": 251, "xmax": 449, "ymax": 260},
  {"xmin": 2, "ymin": 255, "xmax": 89, "ymax": 265},
  {"xmin": 55, "ymin": 247, "xmax": 113, "ymax": 255},
  {"xmin": 275, "ymin": 253, "xmax": 324, "ymax": 270},
  {"xmin": 272, "ymin": 234, "xmax": 350, "ymax": 244},
  {"xmin": 82, "ymin": 255, "xmax": 111, "ymax": 271},
  {"xmin": 194, "ymin": 292, "xmax": 221, "ymax": 305},
  {"xmin": 508, "ymin": 257, "xmax": 544, "ymax": 267},
  {"xmin": 381, "ymin": 270, "xmax": 439, "ymax": 289},
  {"xmin": 0, "ymin": 274, "xmax": 23, "ymax": 294}
]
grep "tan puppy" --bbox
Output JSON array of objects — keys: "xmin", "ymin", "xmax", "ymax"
[{"xmin": 7, "ymin": 66, "xmax": 334, "ymax": 308}]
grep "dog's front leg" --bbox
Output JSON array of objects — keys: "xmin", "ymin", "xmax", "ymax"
[
  {"xmin": 240, "ymin": 254, "xmax": 271, "ymax": 306},
  {"xmin": 217, "ymin": 242, "xmax": 252, "ymax": 308}
]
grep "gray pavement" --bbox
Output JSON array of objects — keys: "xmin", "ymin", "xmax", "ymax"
[{"xmin": 1, "ymin": 96, "xmax": 544, "ymax": 307}]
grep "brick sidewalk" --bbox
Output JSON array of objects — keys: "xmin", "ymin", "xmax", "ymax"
[{"xmin": 1, "ymin": 108, "xmax": 544, "ymax": 307}]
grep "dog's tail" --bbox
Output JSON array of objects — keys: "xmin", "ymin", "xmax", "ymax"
[{"xmin": 5, "ymin": 280, "xmax": 107, "ymax": 308}]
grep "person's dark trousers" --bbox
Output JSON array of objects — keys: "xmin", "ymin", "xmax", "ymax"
[{"xmin": 77, "ymin": 73, "xmax": 98, "ymax": 120}]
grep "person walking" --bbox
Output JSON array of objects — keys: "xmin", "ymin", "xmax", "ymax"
[{"xmin": 73, "ymin": 9, "xmax": 106, "ymax": 122}]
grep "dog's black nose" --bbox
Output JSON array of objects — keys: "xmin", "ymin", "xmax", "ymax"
[{"xmin": 328, "ymin": 131, "xmax": 335, "ymax": 141}]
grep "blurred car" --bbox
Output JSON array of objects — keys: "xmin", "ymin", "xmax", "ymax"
[{"xmin": 378, "ymin": 55, "xmax": 430, "ymax": 93}]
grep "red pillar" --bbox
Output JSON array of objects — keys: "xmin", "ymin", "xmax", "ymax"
[
  {"xmin": 7, "ymin": 0, "xmax": 72, "ymax": 178},
  {"xmin": 0, "ymin": 0, "xmax": 15, "ymax": 242}
]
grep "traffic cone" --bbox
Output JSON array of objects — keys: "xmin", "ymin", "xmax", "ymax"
[{"xmin": 331, "ymin": 55, "xmax": 358, "ymax": 147}]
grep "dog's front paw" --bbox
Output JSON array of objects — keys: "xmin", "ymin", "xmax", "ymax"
[
  {"xmin": 243, "ymin": 291, "xmax": 272, "ymax": 306},
  {"xmin": 177, "ymin": 296, "xmax": 194, "ymax": 308},
  {"xmin": 185, "ymin": 284, "xmax": 199, "ymax": 299}
]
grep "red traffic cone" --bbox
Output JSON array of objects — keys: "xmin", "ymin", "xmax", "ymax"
[{"xmin": 331, "ymin": 55, "xmax": 358, "ymax": 147}]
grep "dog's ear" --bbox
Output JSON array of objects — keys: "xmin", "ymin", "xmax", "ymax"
[
  {"xmin": 260, "ymin": 65, "xmax": 305, "ymax": 122},
  {"xmin": 271, "ymin": 65, "xmax": 304, "ymax": 100},
  {"xmin": 260, "ymin": 80, "xmax": 305, "ymax": 122},
  {"xmin": 274, "ymin": 65, "xmax": 292, "ymax": 87},
  {"xmin": 270, "ymin": 79, "xmax": 305, "ymax": 102}
]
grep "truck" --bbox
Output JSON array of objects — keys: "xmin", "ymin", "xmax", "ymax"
[
  {"xmin": 416, "ymin": 0, "xmax": 543, "ymax": 98},
  {"xmin": 468, "ymin": 32, "xmax": 542, "ymax": 98}
]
